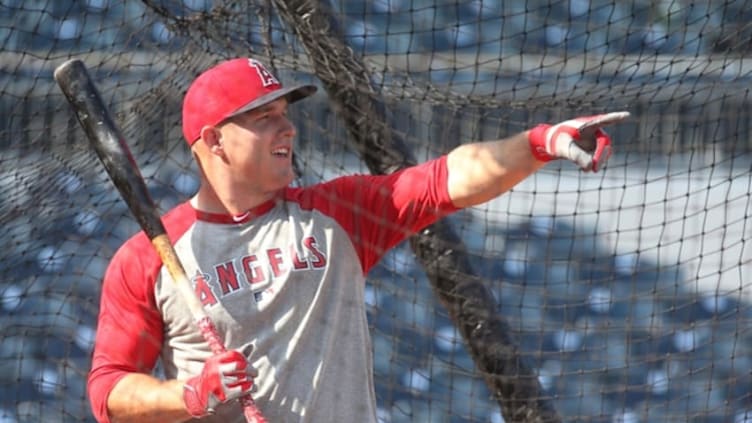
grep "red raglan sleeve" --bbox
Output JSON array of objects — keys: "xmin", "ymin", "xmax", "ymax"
[
  {"xmin": 294, "ymin": 155, "xmax": 459, "ymax": 273},
  {"xmin": 86, "ymin": 233, "xmax": 164, "ymax": 423}
]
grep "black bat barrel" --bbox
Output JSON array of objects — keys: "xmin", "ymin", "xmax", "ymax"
[{"xmin": 53, "ymin": 59, "xmax": 166, "ymax": 240}]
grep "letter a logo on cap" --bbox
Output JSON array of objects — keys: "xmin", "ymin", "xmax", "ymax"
[{"xmin": 248, "ymin": 59, "xmax": 279, "ymax": 87}]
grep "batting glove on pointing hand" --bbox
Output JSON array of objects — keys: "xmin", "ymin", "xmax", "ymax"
[
  {"xmin": 183, "ymin": 350, "xmax": 257, "ymax": 417},
  {"xmin": 528, "ymin": 111, "xmax": 630, "ymax": 172}
]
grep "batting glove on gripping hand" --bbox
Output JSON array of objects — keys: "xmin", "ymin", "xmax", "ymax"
[
  {"xmin": 183, "ymin": 350, "xmax": 257, "ymax": 417},
  {"xmin": 528, "ymin": 111, "xmax": 630, "ymax": 172}
]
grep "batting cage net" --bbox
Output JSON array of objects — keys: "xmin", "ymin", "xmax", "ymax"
[{"xmin": 1, "ymin": 0, "xmax": 751, "ymax": 422}]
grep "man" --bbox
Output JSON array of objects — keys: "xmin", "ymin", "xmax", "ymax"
[{"xmin": 86, "ymin": 57, "xmax": 629, "ymax": 422}]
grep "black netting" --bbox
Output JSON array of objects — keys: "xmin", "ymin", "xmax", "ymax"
[{"xmin": 1, "ymin": 1, "xmax": 751, "ymax": 422}]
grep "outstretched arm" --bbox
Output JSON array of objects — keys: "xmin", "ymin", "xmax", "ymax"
[
  {"xmin": 446, "ymin": 131, "xmax": 543, "ymax": 208},
  {"xmin": 445, "ymin": 112, "xmax": 630, "ymax": 208}
]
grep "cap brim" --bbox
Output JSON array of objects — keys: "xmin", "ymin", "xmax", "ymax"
[{"xmin": 228, "ymin": 84, "xmax": 317, "ymax": 118}]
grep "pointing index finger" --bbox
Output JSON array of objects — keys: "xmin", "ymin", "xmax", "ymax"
[{"xmin": 580, "ymin": 111, "xmax": 631, "ymax": 130}]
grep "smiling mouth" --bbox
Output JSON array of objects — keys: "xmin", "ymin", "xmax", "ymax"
[{"xmin": 272, "ymin": 147, "xmax": 290, "ymax": 158}]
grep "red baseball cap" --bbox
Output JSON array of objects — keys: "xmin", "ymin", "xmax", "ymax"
[{"xmin": 182, "ymin": 58, "xmax": 317, "ymax": 145}]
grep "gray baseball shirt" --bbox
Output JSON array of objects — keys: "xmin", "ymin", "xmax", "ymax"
[{"xmin": 87, "ymin": 156, "xmax": 458, "ymax": 422}]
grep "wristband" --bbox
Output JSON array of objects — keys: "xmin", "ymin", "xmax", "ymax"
[{"xmin": 528, "ymin": 124, "xmax": 554, "ymax": 162}]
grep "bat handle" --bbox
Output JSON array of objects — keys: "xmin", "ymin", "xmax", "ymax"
[
  {"xmin": 196, "ymin": 316, "xmax": 228, "ymax": 355},
  {"xmin": 196, "ymin": 317, "xmax": 268, "ymax": 423},
  {"xmin": 240, "ymin": 397, "xmax": 268, "ymax": 423}
]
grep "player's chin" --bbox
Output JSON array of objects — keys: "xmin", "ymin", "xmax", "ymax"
[{"xmin": 272, "ymin": 168, "xmax": 296, "ymax": 188}]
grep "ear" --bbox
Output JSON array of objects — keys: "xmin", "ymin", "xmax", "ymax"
[{"xmin": 199, "ymin": 125, "xmax": 224, "ymax": 155}]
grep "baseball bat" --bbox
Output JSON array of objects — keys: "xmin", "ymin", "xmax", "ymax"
[{"xmin": 53, "ymin": 59, "xmax": 266, "ymax": 423}]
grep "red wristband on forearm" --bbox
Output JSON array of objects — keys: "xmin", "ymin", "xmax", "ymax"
[{"xmin": 528, "ymin": 123, "xmax": 555, "ymax": 162}]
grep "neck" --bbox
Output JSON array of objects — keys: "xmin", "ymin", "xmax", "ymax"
[
  {"xmin": 192, "ymin": 182, "xmax": 280, "ymax": 216},
  {"xmin": 189, "ymin": 148, "xmax": 286, "ymax": 216}
]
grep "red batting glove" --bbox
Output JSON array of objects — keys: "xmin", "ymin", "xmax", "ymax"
[
  {"xmin": 183, "ymin": 350, "xmax": 256, "ymax": 417},
  {"xmin": 528, "ymin": 111, "xmax": 630, "ymax": 172}
]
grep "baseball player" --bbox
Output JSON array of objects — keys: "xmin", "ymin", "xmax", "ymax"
[{"xmin": 86, "ymin": 57, "xmax": 629, "ymax": 422}]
